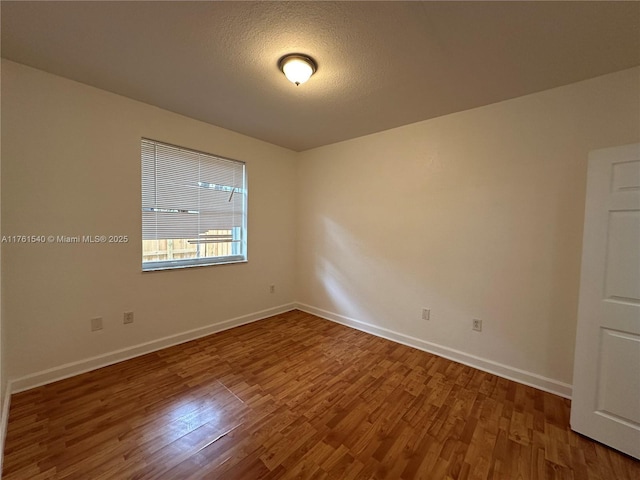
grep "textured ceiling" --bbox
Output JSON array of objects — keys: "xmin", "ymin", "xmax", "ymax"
[{"xmin": 2, "ymin": 1, "xmax": 639, "ymax": 151}]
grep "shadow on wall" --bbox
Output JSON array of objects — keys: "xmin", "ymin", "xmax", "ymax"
[{"xmin": 311, "ymin": 215, "xmax": 440, "ymax": 335}]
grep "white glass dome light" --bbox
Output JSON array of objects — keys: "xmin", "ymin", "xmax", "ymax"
[{"xmin": 278, "ymin": 54, "xmax": 317, "ymax": 86}]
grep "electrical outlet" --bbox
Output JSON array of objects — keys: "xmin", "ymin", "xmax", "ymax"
[
  {"xmin": 422, "ymin": 308, "xmax": 430, "ymax": 321},
  {"xmin": 269, "ymin": 284, "xmax": 275, "ymax": 294},
  {"xmin": 472, "ymin": 319, "xmax": 482, "ymax": 332},
  {"xmin": 123, "ymin": 311, "xmax": 134, "ymax": 324},
  {"xmin": 91, "ymin": 317, "xmax": 103, "ymax": 331}
]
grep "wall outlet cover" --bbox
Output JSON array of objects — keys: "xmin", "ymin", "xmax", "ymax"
[{"xmin": 91, "ymin": 317, "xmax": 103, "ymax": 331}]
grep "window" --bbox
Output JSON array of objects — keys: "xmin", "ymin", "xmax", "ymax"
[{"xmin": 141, "ymin": 139, "xmax": 247, "ymax": 271}]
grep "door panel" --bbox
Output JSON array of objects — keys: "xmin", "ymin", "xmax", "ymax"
[
  {"xmin": 604, "ymin": 211, "xmax": 639, "ymax": 300},
  {"xmin": 597, "ymin": 329, "xmax": 640, "ymax": 424}
]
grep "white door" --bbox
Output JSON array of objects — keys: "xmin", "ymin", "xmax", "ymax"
[{"xmin": 571, "ymin": 143, "xmax": 640, "ymax": 459}]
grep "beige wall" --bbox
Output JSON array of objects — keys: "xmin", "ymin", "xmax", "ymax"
[
  {"xmin": 1, "ymin": 60, "xmax": 298, "ymax": 381},
  {"xmin": 297, "ymin": 67, "xmax": 640, "ymax": 388},
  {"xmin": 0, "ymin": 78, "xmax": 5, "ymax": 448}
]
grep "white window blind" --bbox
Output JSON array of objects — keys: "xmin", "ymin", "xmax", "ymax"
[{"xmin": 141, "ymin": 139, "xmax": 247, "ymax": 270}]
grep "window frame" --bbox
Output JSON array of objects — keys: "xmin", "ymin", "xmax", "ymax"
[{"xmin": 141, "ymin": 138, "xmax": 248, "ymax": 272}]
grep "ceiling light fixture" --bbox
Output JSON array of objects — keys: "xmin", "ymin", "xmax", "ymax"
[{"xmin": 278, "ymin": 54, "xmax": 317, "ymax": 86}]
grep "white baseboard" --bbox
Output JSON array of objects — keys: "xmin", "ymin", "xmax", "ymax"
[
  {"xmin": 10, "ymin": 303, "xmax": 296, "ymax": 394},
  {"xmin": 0, "ymin": 380, "xmax": 12, "ymax": 478},
  {"xmin": 296, "ymin": 303, "xmax": 572, "ymax": 399}
]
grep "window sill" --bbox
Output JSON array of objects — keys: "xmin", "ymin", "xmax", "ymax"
[{"xmin": 142, "ymin": 257, "xmax": 247, "ymax": 272}]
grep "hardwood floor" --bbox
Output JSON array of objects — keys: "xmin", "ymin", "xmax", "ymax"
[{"xmin": 3, "ymin": 310, "xmax": 638, "ymax": 479}]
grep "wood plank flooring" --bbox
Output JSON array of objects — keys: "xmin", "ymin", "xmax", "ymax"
[{"xmin": 3, "ymin": 310, "xmax": 638, "ymax": 479}]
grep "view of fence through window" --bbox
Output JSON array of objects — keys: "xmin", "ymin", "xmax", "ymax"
[{"xmin": 142, "ymin": 229, "xmax": 233, "ymax": 263}]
